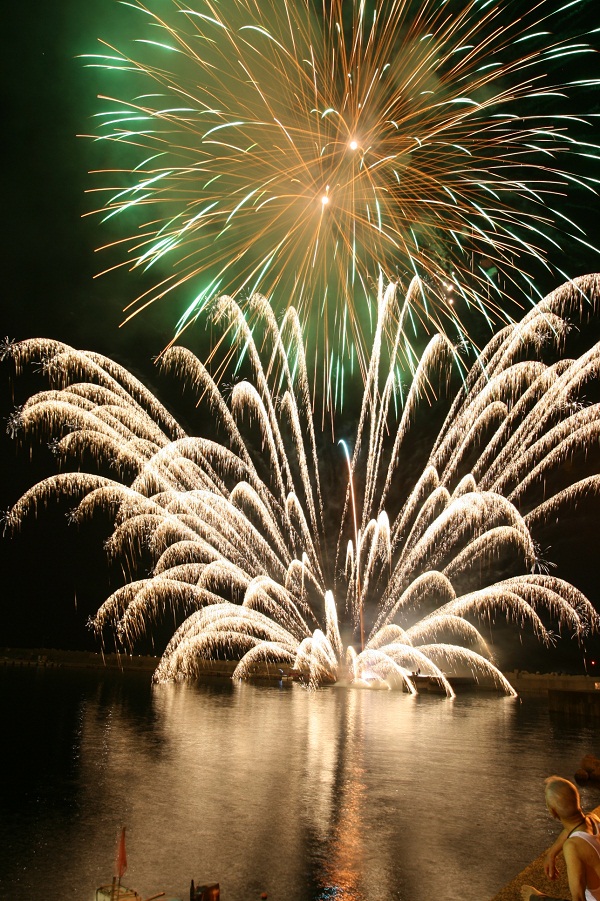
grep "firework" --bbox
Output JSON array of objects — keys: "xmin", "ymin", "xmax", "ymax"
[
  {"xmin": 5, "ymin": 274, "xmax": 600, "ymax": 694},
  {"xmin": 82, "ymin": 0, "xmax": 599, "ymax": 406}
]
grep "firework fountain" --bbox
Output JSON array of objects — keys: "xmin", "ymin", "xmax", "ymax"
[{"xmin": 4, "ymin": 274, "xmax": 600, "ymax": 695}]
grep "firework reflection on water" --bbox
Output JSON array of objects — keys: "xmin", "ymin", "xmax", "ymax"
[{"xmin": 1, "ymin": 666, "xmax": 598, "ymax": 901}]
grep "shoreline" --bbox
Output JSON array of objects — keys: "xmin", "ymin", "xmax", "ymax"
[
  {"xmin": 3, "ymin": 648, "xmax": 600, "ymax": 691},
  {"xmin": 0, "ymin": 646, "xmax": 160, "ymax": 672}
]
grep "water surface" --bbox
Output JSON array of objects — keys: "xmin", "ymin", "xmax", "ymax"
[{"xmin": 1, "ymin": 667, "xmax": 597, "ymax": 901}]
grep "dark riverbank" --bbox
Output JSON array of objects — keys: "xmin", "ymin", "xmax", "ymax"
[
  {"xmin": 0, "ymin": 646, "xmax": 160, "ymax": 672},
  {"xmin": 504, "ymin": 670, "xmax": 600, "ymax": 693},
  {"xmin": 4, "ymin": 649, "xmax": 600, "ymax": 697}
]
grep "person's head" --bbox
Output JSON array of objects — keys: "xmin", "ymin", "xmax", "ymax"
[{"xmin": 544, "ymin": 776, "xmax": 582, "ymax": 821}]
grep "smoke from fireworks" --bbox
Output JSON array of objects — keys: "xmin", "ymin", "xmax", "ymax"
[
  {"xmin": 4, "ymin": 274, "xmax": 600, "ymax": 693},
  {"xmin": 82, "ymin": 0, "xmax": 599, "ymax": 407}
]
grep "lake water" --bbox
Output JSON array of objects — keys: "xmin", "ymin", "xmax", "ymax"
[{"xmin": 0, "ymin": 666, "xmax": 597, "ymax": 901}]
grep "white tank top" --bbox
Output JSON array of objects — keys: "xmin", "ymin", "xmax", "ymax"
[{"xmin": 570, "ymin": 818, "xmax": 600, "ymax": 901}]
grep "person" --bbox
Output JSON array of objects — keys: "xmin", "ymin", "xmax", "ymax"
[{"xmin": 521, "ymin": 776, "xmax": 600, "ymax": 901}]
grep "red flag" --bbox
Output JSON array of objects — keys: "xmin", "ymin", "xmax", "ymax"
[{"xmin": 115, "ymin": 827, "xmax": 127, "ymax": 879}]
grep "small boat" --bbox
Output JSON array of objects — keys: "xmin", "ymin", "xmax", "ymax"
[
  {"xmin": 95, "ymin": 879, "xmax": 219, "ymax": 901},
  {"xmin": 97, "ymin": 827, "xmax": 170, "ymax": 901},
  {"xmin": 413, "ymin": 673, "xmax": 447, "ymax": 693},
  {"xmin": 96, "ymin": 827, "xmax": 219, "ymax": 901}
]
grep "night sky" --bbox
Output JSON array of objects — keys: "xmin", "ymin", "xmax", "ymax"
[{"xmin": 1, "ymin": 0, "xmax": 600, "ymax": 671}]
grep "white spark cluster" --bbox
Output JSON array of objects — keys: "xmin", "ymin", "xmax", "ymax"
[{"xmin": 5, "ymin": 275, "xmax": 600, "ymax": 694}]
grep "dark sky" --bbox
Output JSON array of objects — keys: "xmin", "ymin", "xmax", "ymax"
[
  {"xmin": 1, "ymin": 0, "xmax": 189, "ymax": 652},
  {"xmin": 1, "ymin": 0, "xmax": 599, "ymax": 670}
]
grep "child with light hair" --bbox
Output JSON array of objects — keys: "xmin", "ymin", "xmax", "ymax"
[{"xmin": 521, "ymin": 776, "xmax": 600, "ymax": 901}]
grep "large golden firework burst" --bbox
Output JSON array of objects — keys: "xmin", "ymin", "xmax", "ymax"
[{"xmin": 83, "ymin": 0, "xmax": 598, "ymax": 407}]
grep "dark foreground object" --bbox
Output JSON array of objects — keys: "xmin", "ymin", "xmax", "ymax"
[{"xmin": 191, "ymin": 882, "xmax": 220, "ymax": 901}]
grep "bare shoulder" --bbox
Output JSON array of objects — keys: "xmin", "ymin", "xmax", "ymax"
[
  {"xmin": 564, "ymin": 829, "xmax": 600, "ymax": 865},
  {"xmin": 563, "ymin": 837, "xmax": 587, "ymax": 866}
]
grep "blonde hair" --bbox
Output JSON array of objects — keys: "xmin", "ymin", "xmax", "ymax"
[{"xmin": 544, "ymin": 776, "xmax": 581, "ymax": 818}]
